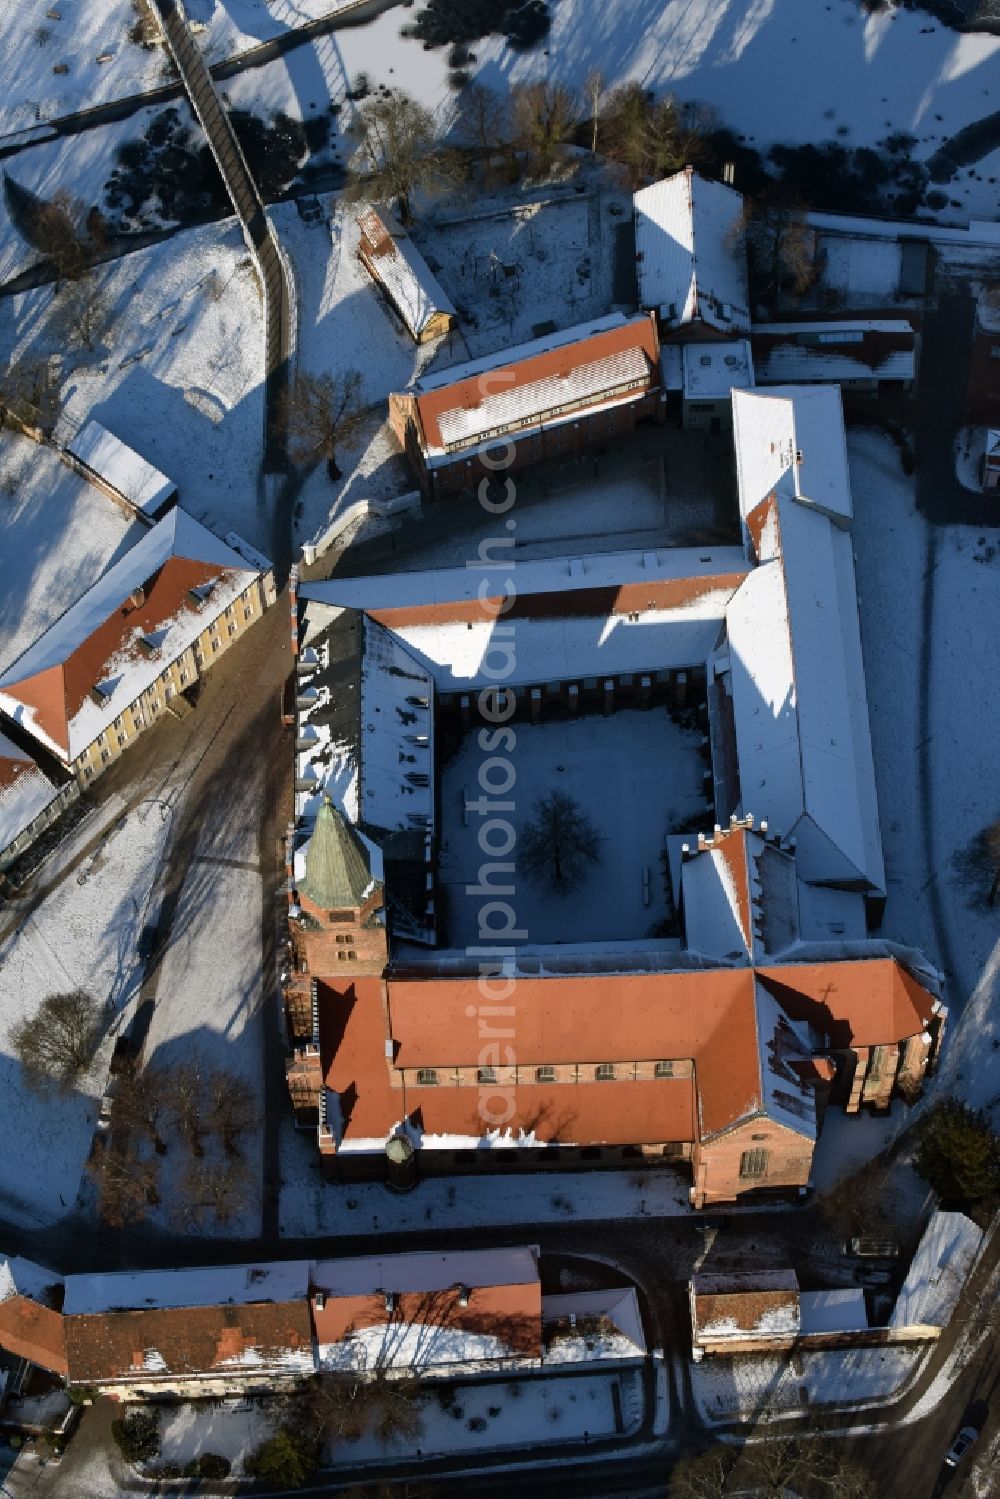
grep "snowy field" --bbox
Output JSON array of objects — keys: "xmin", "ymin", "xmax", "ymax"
[
  {"xmin": 336, "ymin": 0, "xmax": 1000, "ymax": 161},
  {"xmin": 0, "ymin": 221, "xmax": 267, "ymax": 550},
  {"xmin": 0, "ymin": 432, "xmax": 144, "ymax": 676},
  {"xmin": 0, "ymin": 0, "xmax": 376, "ymax": 139},
  {"xmin": 692, "ymin": 1343, "xmax": 923, "ymax": 1424},
  {"xmin": 438, "ymin": 708, "xmax": 705, "ymax": 947},
  {"xmin": 279, "ymin": 1120, "xmax": 692, "ymax": 1236},
  {"xmin": 0, "ymin": 783, "xmax": 171, "ymax": 1227}
]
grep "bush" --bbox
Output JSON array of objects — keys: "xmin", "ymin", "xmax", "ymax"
[
  {"xmin": 245, "ymin": 1427, "xmax": 319, "ymax": 1490},
  {"xmin": 199, "ymin": 1452, "xmax": 231, "ymax": 1479},
  {"xmin": 111, "ymin": 1411, "xmax": 160, "ymax": 1464},
  {"xmin": 914, "ymin": 1100, "xmax": 1000, "ymax": 1206}
]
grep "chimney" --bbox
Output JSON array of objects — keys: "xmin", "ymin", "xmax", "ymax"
[{"xmin": 457, "ymin": 1285, "xmax": 470, "ymax": 1308}]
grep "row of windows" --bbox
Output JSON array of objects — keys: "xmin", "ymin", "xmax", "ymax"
[{"xmin": 415, "ymin": 1060, "xmax": 679, "ymax": 1087}]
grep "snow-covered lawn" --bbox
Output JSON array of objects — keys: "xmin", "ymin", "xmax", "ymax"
[
  {"xmin": 280, "ymin": 1119, "xmax": 691, "ymax": 1235},
  {"xmin": 412, "ymin": 188, "xmax": 627, "ymax": 359},
  {"xmin": 336, "ymin": 1368, "xmax": 635, "ymax": 1463},
  {"xmin": 438, "ymin": 708, "xmax": 704, "ymax": 947},
  {"xmin": 0, "ymin": 102, "xmax": 187, "ymax": 285},
  {"xmin": 0, "ymin": 431, "xmax": 144, "ymax": 676},
  {"xmin": 0, "ymin": 220, "xmax": 267, "ymax": 550},
  {"xmin": 0, "ymin": 0, "xmax": 372, "ymax": 139},
  {"xmin": 336, "ymin": 1, "xmax": 1000, "ymax": 170},
  {"xmin": 692, "ymin": 1343, "xmax": 924, "ymax": 1424},
  {"xmin": 158, "ymin": 1400, "xmax": 274, "ymax": 1467},
  {"xmin": 0, "ymin": 785, "xmax": 171, "ymax": 1227}
]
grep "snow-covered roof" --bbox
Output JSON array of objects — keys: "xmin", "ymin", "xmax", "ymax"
[
  {"xmin": 723, "ymin": 493, "xmax": 885, "ymax": 892},
  {"xmin": 63, "ymin": 1261, "xmax": 311, "ymax": 1315},
  {"xmin": 692, "ymin": 1271, "xmax": 801, "ymax": 1340},
  {"xmin": 732, "ymin": 386, "xmax": 853, "ymax": 527},
  {"xmin": 890, "ymin": 1211, "xmax": 983, "ymax": 1331},
  {"xmin": 66, "ymin": 419, "xmax": 176, "ymax": 515},
  {"xmin": 360, "ymin": 616, "xmax": 434, "ymax": 833},
  {"xmin": 753, "ymin": 320, "xmax": 915, "ymax": 385},
  {"xmin": 542, "ymin": 1287, "xmax": 646, "ymax": 1361},
  {"xmin": 408, "ymin": 312, "xmax": 634, "ymax": 394},
  {"xmin": 0, "ymin": 732, "xmax": 62, "ymax": 857},
  {"xmin": 303, "ymin": 546, "xmax": 748, "ymax": 612},
  {"xmin": 753, "ymin": 978, "xmax": 817, "ymax": 1140},
  {"xmin": 436, "ymin": 345, "xmax": 650, "ymax": 450},
  {"xmin": 0, "ymin": 1255, "xmax": 61, "ymax": 1306},
  {"xmin": 682, "ymin": 340, "xmax": 754, "ymax": 399},
  {"xmin": 681, "ymin": 835, "xmax": 755, "ymax": 963},
  {"xmin": 311, "ymin": 1246, "xmax": 539, "ymax": 1297},
  {"xmin": 0, "ymin": 509, "xmax": 267, "ymax": 761},
  {"xmin": 799, "ymin": 1288, "xmax": 867, "ymax": 1335},
  {"xmin": 634, "ymin": 167, "xmax": 749, "ymax": 333},
  {"xmin": 357, "ymin": 209, "xmax": 456, "ymax": 339}
]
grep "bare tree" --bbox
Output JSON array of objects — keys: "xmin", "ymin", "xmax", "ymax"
[
  {"xmin": 279, "ymin": 370, "xmax": 366, "ymax": 479},
  {"xmin": 88, "ymin": 1145, "xmax": 159, "ymax": 1228},
  {"xmin": 583, "ymin": 69, "xmax": 605, "ymax": 154},
  {"xmin": 0, "ymin": 357, "xmax": 60, "ymax": 434},
  {"xmin": 732, "ymin": 1436, "xmax": 877, "ymax": 1499},
  {"xmin": 742, "ymin": 192, "xmax": 816, "ymax": 307},
  {"xmin": 114, "ymin": 1068, "xmax": 171, "ymax": 1155},
  {"xmin": 510, "ymin": 80, "xmax": 577, "ymax": 176},
  {"xmin": 12, "ymin": 989, "xmax": 102, "ymax": 1091},
  {"xmin": 952, "ymin": 816, "xmax": 1000, "ymax": 908},
  {"xmin": 160, "ymin": 1060, "xmax": 209, "ymax": 1157},
  {"xmin": 667, "ymin": 1446, "xmax": 733, "ymax": 1499},
  {"xmin": 53, "ymin": 272, "xmax": 112, "ymax": 352},
  {"xmin": 519, "ymin": 789, "xmax": 603, "ymax": 895},
  {"xmin": 602, "ymin": 85, "xmax": 714, "ymax": 188},
  {"xmin": 174, "ymin": 1156, "xmax": 253, "ymax": 1229},
  {"xmin": 816, "ymin": 1157, "xmax": 894, "ymax": 1242},
  {"xmin": 346, "ymin": 89, "xmax": 461, "ymax": 224},
  {"xmin": 205, "ymin": 1068, "xmax": 259, "ymax": 1156},
  {"xmin": 454, "ymin": 83, "xmax": 509, "ymax": 156},
  {"xmin": 3, "ymin": 178, "xmax": 92, "ymax": 284},
  {"xmin": 306, "ymin": 1371, "xmax": 423, "ymax": 1447}
]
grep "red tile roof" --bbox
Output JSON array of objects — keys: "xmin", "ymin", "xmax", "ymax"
[
  {"xmin": 0, "ymin": 1296, "xmax": 68, "ymax": 1377},
  {"xmin": 758, "ymin": 958, "xmax": 936, "ymax": 1049},
  {"xmin": 64, "ymin": 1301, "xmax": 313, "ymax": 1384}
]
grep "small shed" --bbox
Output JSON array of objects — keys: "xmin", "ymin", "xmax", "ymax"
[
  {"xmin": 357, "ymin": 210, "xmax": 457, "ymax": 345},
  {"xmin": 64, "ymin": 421, "xmax": 177, "ymax": 522}
]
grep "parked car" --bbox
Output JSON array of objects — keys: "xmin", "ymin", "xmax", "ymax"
[
  {"xmin": 943, "ymin": 1425, "xmax": 980, "ymax": 1468},
  {"xmin": 137, "ymin": 921, "xmax": 159, "ymax": 961},
  {"xmin": 845, "ymin": 1237, "xmax": 901, "ymax": 1258}
]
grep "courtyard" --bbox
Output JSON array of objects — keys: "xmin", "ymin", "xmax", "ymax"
[{"xmin": 437, "ymin": 706, "xmax": 707, "ymax": 949}]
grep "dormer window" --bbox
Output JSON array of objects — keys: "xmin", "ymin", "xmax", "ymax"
[
  {"xmin": 187, "ymin": 582, "xmax": 216, "ymax": 612},
  {"xmin": 89, "ymin": 680, "xmax": 115, "ymax": 708}
]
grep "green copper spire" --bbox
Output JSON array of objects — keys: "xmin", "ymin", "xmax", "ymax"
[{"xmin": 300, "ymin": 796, "xmax": 372, "ymax": 910}]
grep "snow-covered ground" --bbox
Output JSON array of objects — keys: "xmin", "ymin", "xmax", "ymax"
[
  {"xmin": 412, "ymin": 188, "xmax": 627, "ymax": 358},
  {"xmin": 0, "ymin": 101, "xmax": 187, "ymax": 285},
  {"xmin": 0, "ymin": 782, "xmax": 171, "ymax": 1227},
  {"xmin": 280, "ymin": 1119, "xmax": 691, "ymax": 1235},
  {"xmin": 336, "ymin": 1369, "xmax": 634, "ymax": 1463},
  {"xmin": 0, "ymin": 220, "xmax": 267, "ymax": 550},
  {"xmin": 692, "ymin": 1343, "xmax": 924, "ymax": 1423},
  {"xmin": 439, "ymin": 708, "xmax": 704, "ymax": 947},
  {"xmin": 0, "ymin": 0, "xmax": 375, "ymax": 139},
  {"xmin": 849, "ymin": 427, "xmax": 1000, "ymax": 1122},
  {"xmin": 0, "ymin": 431, "xmax": 144, "ymax": 676}
]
